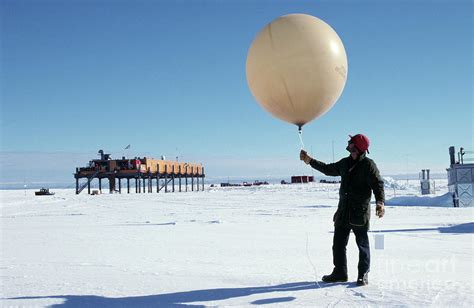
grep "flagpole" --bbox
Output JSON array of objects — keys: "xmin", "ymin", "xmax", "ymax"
[{"xmin": 124, "ymin": 144, "xmax": 131, "ymax": 159}]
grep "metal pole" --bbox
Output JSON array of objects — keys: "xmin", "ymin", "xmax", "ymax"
[
  {"xmin": 172, "ymin": 165, "xmax": 175, "ymax": 192},
  {"xmin": 202, "ymin": 167, "xmax": 205, "ymax": 191},
  {"xmin": 127, "ymin": 178, "xmax": 130, "ymax": 194},
  {"xmin": 165, "ymin": 165, "xmax": 168, "ymax": 193},
  {"xmin": 332, "ymin": 140, "xmax": 335, "ymax": 162},
  {"xmin": 99, "ymin": 178, "xmax": 102, "ymax": 194},
  {"xmin": 157, "ymin": 164, "xmax": 160, "ymax": 193},
  {"xmin": 109, "ymin": 176, "xmax": 115, "ymax": 194}
]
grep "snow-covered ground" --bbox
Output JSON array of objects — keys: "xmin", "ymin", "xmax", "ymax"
[{"xmin": 1, "ymin": 180, "xmax": 473, "ymax": 307}]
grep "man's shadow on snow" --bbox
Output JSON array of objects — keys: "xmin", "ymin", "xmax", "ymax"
[
  {"xmin": 9, "ymin": 281, "xmax": 354, "ymax": 307},
  {"xmin": 370, "ymin": 222, "xmax": 474, "ymax": 234}
]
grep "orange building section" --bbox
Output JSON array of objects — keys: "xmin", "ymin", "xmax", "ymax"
[{"xmin": 142, "ymin": 158, "xmax": 203, "ymax": 175}]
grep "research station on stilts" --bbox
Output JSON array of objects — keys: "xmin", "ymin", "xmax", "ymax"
[{"xmin": 74, "ymin": 150, "xmax": 204, "ymax": 195}]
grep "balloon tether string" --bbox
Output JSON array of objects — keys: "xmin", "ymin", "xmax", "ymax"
[
  {"xmin": 298, "ymin": 125, "xmax": 305, "ymax": 150},
  {"xmin": 298, "ymin": 126, "xmax": 320, "ymax": 287}
]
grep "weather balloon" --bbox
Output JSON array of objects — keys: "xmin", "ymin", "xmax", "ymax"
[{"xmin": 246, "ymin": 14, "xmax": 348, "ymax": 129}]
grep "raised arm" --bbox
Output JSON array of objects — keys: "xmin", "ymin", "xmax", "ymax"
[
  {"xmin": 300, "ymin": 150, "xmax": 341, "ymax": 177},
  {"xmin": 310, "ymin": 159, "xmax": 341, "ymax": 177}
]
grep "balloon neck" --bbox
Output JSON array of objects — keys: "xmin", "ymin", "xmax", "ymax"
[{"xmin": 297, "ymin": 125, "xmax": 305, "ymax": 149}]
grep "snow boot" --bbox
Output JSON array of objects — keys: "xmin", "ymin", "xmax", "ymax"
[
  {"xmin": 322, "ymin": 270, "xmax": 348, "ymax": 283},
  {"xmin": 356, "ymin": 272, "xmax": 368, "ymax": 286}
]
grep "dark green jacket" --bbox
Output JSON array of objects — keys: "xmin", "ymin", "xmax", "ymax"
[{"xmin": 309, "ymin": 153, "xmax": 385, "ymax": 230}]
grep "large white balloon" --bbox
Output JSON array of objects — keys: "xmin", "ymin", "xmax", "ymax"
[{"xmin": 246, "ymin": 14, "xmax": 348, "ymax": 128}]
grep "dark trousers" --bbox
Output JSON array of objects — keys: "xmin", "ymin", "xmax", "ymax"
[{"xmin": 332, "ymin": 227, "xmax": 370, "ymax": 275}]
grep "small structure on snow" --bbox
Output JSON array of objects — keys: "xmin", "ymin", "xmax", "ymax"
[
  {"xmin": 447, "ymin": 146, "xmax": 474, "ymax": 207},
  {"xmin": 291, "ymin": 175, "xmax": 314, "ymax": 183},
  {"xmin": 420, "ymin": 169, "xmax": 434, "ymax": 195},
  {"xmin": 35, "ymin": 188, "xmax": 55, "ymax": 196}
]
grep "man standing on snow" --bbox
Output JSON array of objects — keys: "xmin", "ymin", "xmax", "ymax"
[{"xmin": 300, "ymin": 134, "xmax": 385, "ymax": 286}]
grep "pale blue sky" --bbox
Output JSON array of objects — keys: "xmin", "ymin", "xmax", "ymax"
[{"xmin": 1, "ymin": 0, "xmax": 472, "ymax": 186}]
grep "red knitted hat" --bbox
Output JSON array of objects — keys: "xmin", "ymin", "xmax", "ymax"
[{"xmin": 349, "ymin": 134, "xmax": 370, "ymax": 153}]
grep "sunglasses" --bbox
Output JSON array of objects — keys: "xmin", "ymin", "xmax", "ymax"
[{"xmin": 347, "ymin": 141, "xmax": 359, "ymax": 153}]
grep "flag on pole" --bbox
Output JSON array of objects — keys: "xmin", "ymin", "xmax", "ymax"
[{"xmin": 125, "ymin": 144, "xmax": 131, "ymax": 150}]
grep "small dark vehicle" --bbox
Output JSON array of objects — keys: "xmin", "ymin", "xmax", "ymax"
[{"xmin": 35, "ymin": 188, "xmax": 55, "ymax": 196}]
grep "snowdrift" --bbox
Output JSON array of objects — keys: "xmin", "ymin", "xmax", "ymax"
[
  {"xmin": 386, "ymin": 192, "xmax": 454, "ymax": 207},
  {"xmin": 383, "ymin": 176, "xmax": 410, "ymax": 190}
]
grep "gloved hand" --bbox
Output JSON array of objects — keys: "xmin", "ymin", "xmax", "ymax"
[
  {"xmin": 376, "ymin": 201, "xmax": 385, "ymax": 218},
  {"xmin": 300, "ymin": 150, "xmax": 312, "ymax": 164}
]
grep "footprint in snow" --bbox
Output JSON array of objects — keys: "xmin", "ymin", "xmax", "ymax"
[{"xmin": 352, "ymin": 291, "xmax": 367, "ymax": 298}]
